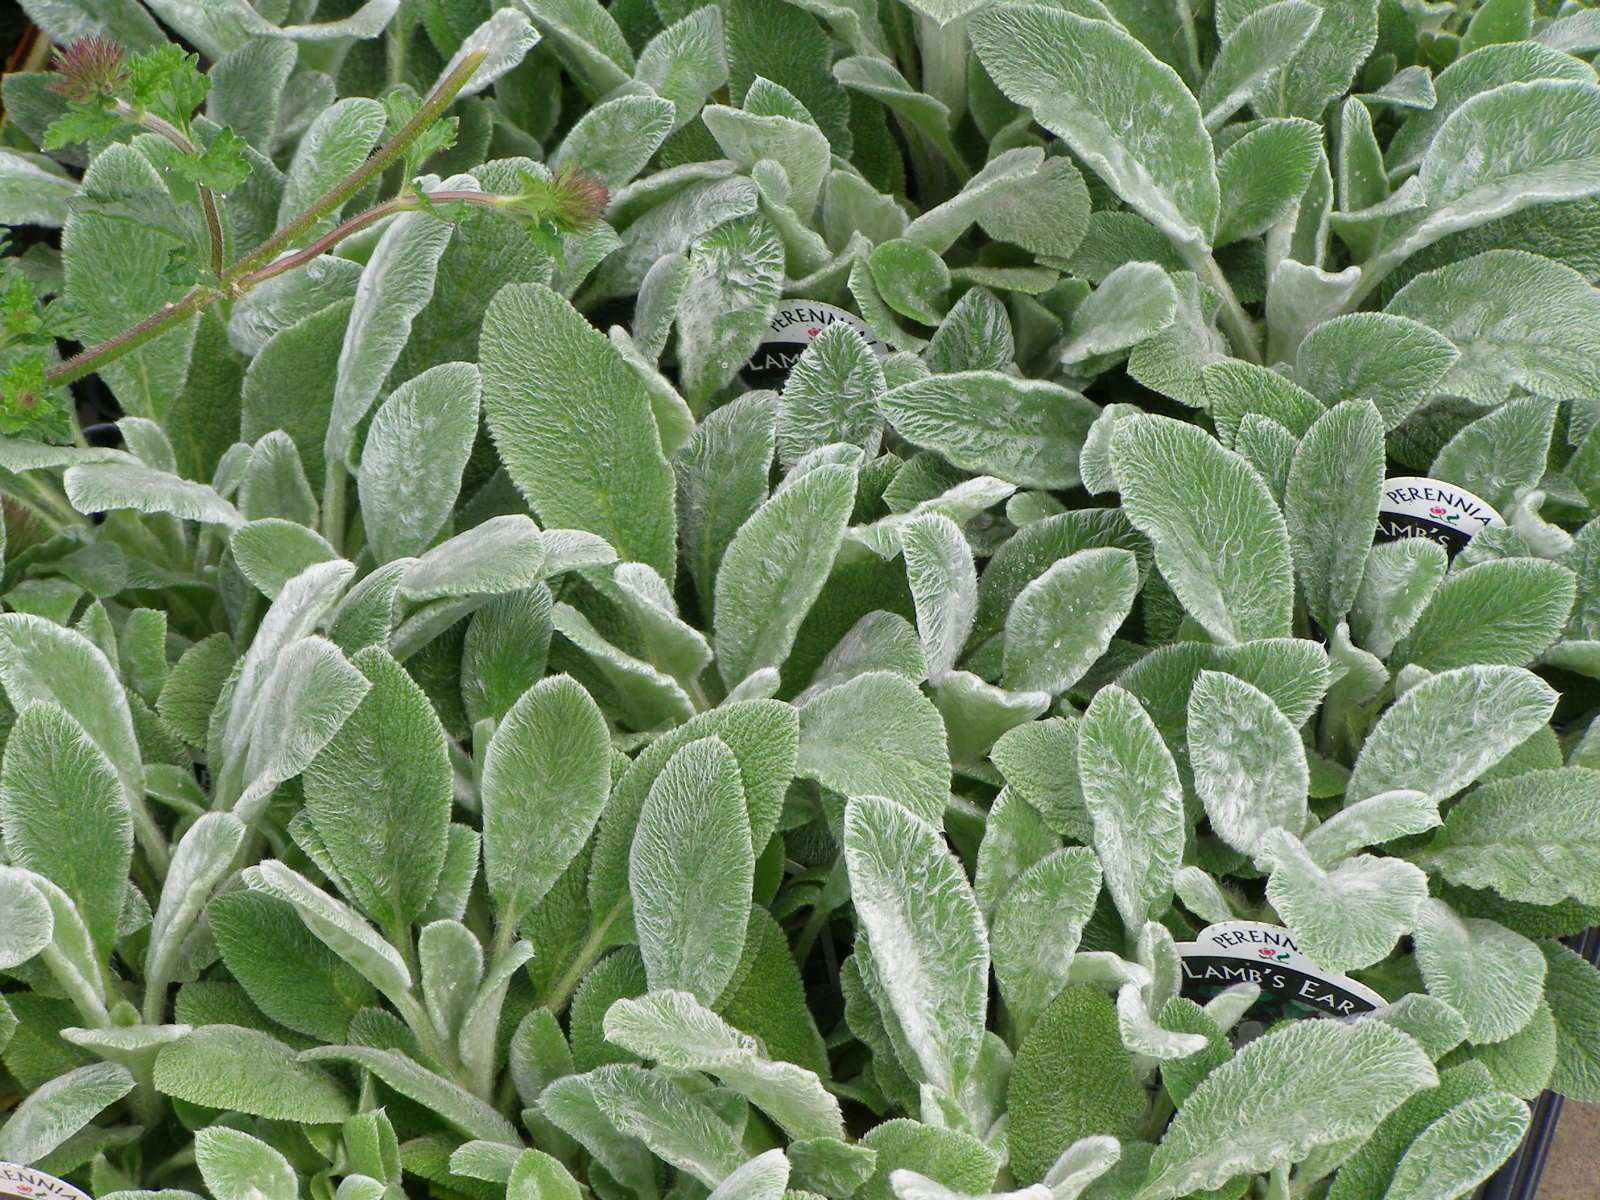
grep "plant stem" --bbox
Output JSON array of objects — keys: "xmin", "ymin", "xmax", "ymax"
[
  {"xmin": 322, "ymin": 458, "xmax": 349, "ymax": 552},
  {"xmin": 796, "ymin": 893, "xmax": 833, "ymax": 966},
  {"xmin": 40, "ymin": 946, "xmax": 111, "ymax": 1028},
  {"xmin": 916, "ymin": 13, "xmax": 971, "ymax": 125},
  {"xmin": 388, "ymin": 15, "xmax": 410, "ymax": 89},
  {"xmin": 200, "ymin": 190, "xmax": 226, "ymax": 280},
  {"xmin": 237, "ymin": 191, "xmax": 499, "ymax": 296},
  {"xmin": 148, "ymin": 1146, "xmax": 197, "ymax": 1185},
  {"xmin": 394, "ymin": 989, "xmax": 458, "ymax": 1077},
  {"xmin": 540, "ymin": 902, "xmax": 625, "ymax": 1016},
  {"xmin": 45, "ymin": 287, "xmax": 218, "ymax": 389},
  {"xmin": 228, "ymin": 48, "xmax": 486, "ymax": 281},
  {"xmin": 114, "ymin": 101, "xmax": 226, "ymax": 279},
  {"xmin": 1181, "ymin": 243, "xmax": 1263, "ymax": 364},
  {"xmin": 47, "ymin": 53, "xmax": 484, "ymax": 392},
  {"xmin": 130, "ymin": 797, "xmax": 172, "ymax": 882},
  {"xmin": 795, "ymin": 859, "xmax": 850, "ymax": 965},
  {"xmin": 236, "ymin": 197, "xmax": 410, "ymax": 290},
  {"xmin": 389, "ymin": 918, "xmax": 420, "ymax": 981},
  {"xmin": 1343, "ymin": 253, "xmax": 1398, "ymax": 314},
  {"xmin": 45, "ymin": 187, "xmax": 498, "ymax": 395}
]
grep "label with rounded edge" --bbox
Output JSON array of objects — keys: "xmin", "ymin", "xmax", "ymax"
[
  {"xmin": 0, "ymin": 1164, "xmax": 91, "ymax": 1200},
  {"xmin": 1176, "ymin": 920, "xmax": 1386, "ymax": 1020},
  {"xmin": 1374, "ymin": 475, "xmax": 1505, "ymax": 558},
  {"xmin": 743, "ymin": 300, "xmax": 884, "ymax": 390}
]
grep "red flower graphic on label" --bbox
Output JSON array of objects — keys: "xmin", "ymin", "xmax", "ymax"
[
  {"xmin": 1257, "ymin": 947, "xmax": 1291, "ymax": 961},
  {"xmin": 807, "ymin": 328, "xmax": 820, "ymax": 337},
  {"xmin": 1429, "ymin": 506, "xmax": 1447, "ymax": 515}
]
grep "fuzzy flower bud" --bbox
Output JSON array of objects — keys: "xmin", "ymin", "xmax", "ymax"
[
  {"xmin": 548, "ymin": 165, "xmax": 610, "ymax": 229},
  {"xmin": 47, "ymin": 36, "xmax": 129, "ymax": 104},
  {"xmin": 494, "ymin": 166, "xmax": 610, "ymax": 237}
]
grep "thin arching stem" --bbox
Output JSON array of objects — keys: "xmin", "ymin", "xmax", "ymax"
[
  {"xmin": 43, "ymin": 50, "xmax": 489, "ymax": 392},
  {"xmin": 112, "ymin": 100, "xmax": 226, "ymax": 279}
]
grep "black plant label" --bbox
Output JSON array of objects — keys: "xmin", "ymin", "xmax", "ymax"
[
  {"xmin": 1176, "ymin": 921, "xmax": 1385, "ymax": 1022},
  {"xmin": 1374, "ymin": 475, "xmax": 1504, "ymax": 558},
  {"xmin": 743, "ymin": 300, "xmax": 883, "ymax": 391}
]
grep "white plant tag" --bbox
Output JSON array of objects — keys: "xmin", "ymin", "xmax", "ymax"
[
  {"xmin": 743, "ymin": 300, "xmax": 884, "ymax": 389},
  {"xmin": 1177, "ymin": 920, "xmax": 1386, "ymax": 1019},
  {"xmin": 1374, "ymin": 476, "xmax": 1505, "ymax": 557},
  {"xmin": 0, "ymin": 1164, "xmax": 91, "ymax": 1200}
]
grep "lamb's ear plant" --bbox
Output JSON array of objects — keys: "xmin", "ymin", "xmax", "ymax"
[{"xmin": 4, "ymin": 0, "xmax": 1600, "ymax": 1196}]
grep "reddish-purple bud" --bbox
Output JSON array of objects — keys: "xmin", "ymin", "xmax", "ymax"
[
  {"xmin": 47, "ymin": 36, "xmax": 129, "ymax": 103},
  {"xmin": 549, "ymin": 166, "xmax": 610, "ymax": 229}
]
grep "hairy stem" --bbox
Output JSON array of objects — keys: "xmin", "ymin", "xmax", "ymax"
[
  {"xmin": 394, "ymin": 989, "xmax": 459, "ymax": 1077},
  {"xmin": 45, "ymin": 53, "xmax": 484, "ymax": 396},
  {"xmin": 130, "ymin": 795, "xmax": 172, "ymax": 882},
  {"xmin": 1343, "ymin": 252, "xmax": 1400, "ymax": 314},
  {"xmin": 41, "ymin": 946, "xmax": 111, "ymax": 1028},
  {"xmin": 238, "ymin": 189, "xmax": 499, "ymax": 292},
  {"xmin": 46, "ymin": 188, "xmax": 500, "ymax": 394},
  {"xmin": 915, "ymin": 14, "xmax": 971, "ymax": 125},
  {"xmin": 229, "ymin": 48, "xmax": 486, "ymax": 280},
  {"xmin": 113, "ymin": 101, "xmax": 225, "ymax": 279},
  {"xmin": 322, "ymin": 456, "xmax": 349, "ymax": 552},
  {"xmin": 45, "ymin": 286, "xmax": 218, "ymax": 388},
  {"xmin": 540, "ymin": 902, "xmax": 626, "ymax": 1016},
  {"xmin": 1181, "ymin": 242, "xmax": 1263, "ymax": 364}
]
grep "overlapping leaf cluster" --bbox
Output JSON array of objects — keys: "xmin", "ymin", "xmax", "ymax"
[{"xmin": 3, "ymin": 0, "xmax": 1600, "ymax": 1196}]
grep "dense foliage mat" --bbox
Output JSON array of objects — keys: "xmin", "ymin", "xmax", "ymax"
[{"xmin": 2, "ymin": 0, "xmax": 1600, "ymax": 1196}]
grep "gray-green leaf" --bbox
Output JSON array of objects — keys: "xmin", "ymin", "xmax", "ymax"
[
  {"xmin": 630, "ymin": 738, "xmax": 754, "ymax": 1004},
  {"xmin": 1002, "ymin": 548, "xmax": 1138, "ymax": 696},
  {"xmin": 880, "ymin": 372, "xmax": 1100, "ymax": 490},
  {"xmin": 903, "ymin": 514, "xmax": 977, "ymax": 683},
  {"xmin": 970, "ymin": 6, "xmax": 1218, "ymax": 249},
  {"xmin": 1187, "ymin": 669, "xmax": 1308, "ymax": 857},
  {"xmin": 992, "ymin": 847, "xmax": 1102, "ymax": 1035},
  {"xmin": 301, "ymin": 647, "xmax": 452, "ymax": 933},
  {"xmin": 357, "ymin": 362, "xmax": 481, "ymax": 563},
  {"xmin": 1285, "ymin": 400, "xmax": 1385, "ymax": 633},
  {"xmin": 154, "ymin": 1025, "xmax": 351, "ymax": 1124},
  {"xmin": 1293, "ymin": 313, "xmax": 1459, "ymax": 429},
  {"xmin": 1412, "ymin": 899, "xmax": 1545, "ymax": 1044},
  {"xmin": 0, "ymin": 703, "xmax": 130, "ymax": 958},
  {"xmin": 844, "ymin": 794, "xmax": 988, "ymax": 1093},
  {"xmin": 0, "ymin": 1061, "xmax": 133, "ymax": 1165},
  {"xmin": 779, "ymin": 323, "xmax": 887, "ymax": 467},
  {"xmin": 1078, "ymin": 686, "xmax": 1185, "ymax": 931},
  {"xmin": 1345, "ymin": 666, "xmax": 1557, "ymax": 802},
  {"xmin": 482, "ymin": 675, "xmax": 611, "ymax": 930},
  {"xmin": 1387, "ymin": 252, "xmax": 1600, "ymax": 409},
  {"xmin": 1262, "ymin": 830, "xmax": 1429, "ymax": 972},
  {"xmin": 714, "ymin": 461, "xmax": 857, "ymax": 689},
  {"xmin": 603, "ymin": 990, "xmax": 843, "ymax": 1139},
  {"xmin": 1418, "ymin": 768, "xmax": 1600, "ymax": 907},
  {"xmin": 1392, "ymin": 557, "xmax": 1575, "ymax": 671},
  {"xmin": 481, "ymin": 283, "xmax": 676, "ymax": 577},
  {"xmin": 1134, "ymin": 1019, "xmax": 1436, "ymax": 1199},
  {"xmin": 1111, "ymin": 415, "xmax": 1294, "ymax": 643},
  {"xmin": 797, "ymin": 671, "xmax": 951, "ymax": 829}
]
